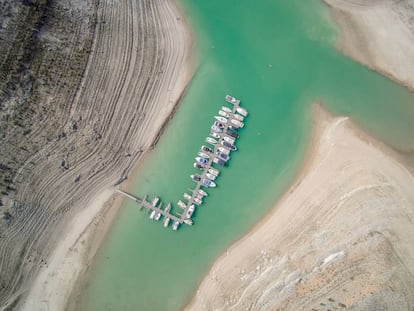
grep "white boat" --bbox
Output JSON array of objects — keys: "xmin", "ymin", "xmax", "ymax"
[
  {"xmin": 221, "ymin": 106, "xmax": 232, "ymax": 113},
  {"xmin": 177, "ymin": 200, "xmax": 186, "ymax": 209},
  {"xmin": 223, "ymin": 135, "xmax": 235, "ymax": 144},
  {"xmin": 149, "ymin": 210, "xmax": 156, "ymax": 219},
  {"xmin": 198, "ymin": 151, "xmax": 210, "ymax": 159},
  {"xmin": 191, "ymin": 174, "xmax": 201, "ymax": 181},
  {"xmin": 198, "ymin": 189, "xmax": 208, "ymax": 196},
  {"xmin": 206, "ymin": 137, "xmax": 217, "ymax": 145},
  {"xmin": 216, "ymin": 150, "xmax": 230, "ymax": 161},
  {"xmin": 151, "ymin": 197, "xmax": 159, "ymax": 207},
  {"xmin": 172, "ymin": 221, "xmax": 180, "ymax": 231},
  {"xmin": 201, "ymin": 178, "xmax": 217, "ymax": 187},
  {"xmin": 195, "ymin": 157, "xmax": 208, "ymax": 165},
  {"xmin": 218, "ymin": 147, "xmax": 230, "ymax": 155},
  {"xmin": 230, "ymin": 119, "xmax": 244, "ymax": 128},
  {"xmin": 210, "ymin": 132, "xmax": 221, "ymax": 139},
  {"xmin": 163, "ymin": 217, "xmax": 170, "ymax": 228},
  {"xmin": 193, "ymin": 197, "xmax": 202, "ymax": 205},
  {"xmin": 213, "ymin": 157, "xmax": 225, "ymax": 166},
  {"xmin": 221, "ymin": 140, "xmax": 237, "ymax": 150},
  {"xmin": 201, "ymin": 145, "xmax": 213, "ymax": 153},
  {"xmin": 233, "ymin": 114, "xmax": 244, "ymax": 121},
  {"xmin": 214, "ymin": 121, "xmax": 225, "ymax": 128},
  {"xmin": 184, "ymin": 193, "xmax": 192, "ymax": 201},
  {"xmin": 214, "ymin": 116, "xmax": 228, "ymax": 123},
  {"xmin": 194, "ymin": 162, "xmax": 205, "ymax": 170},
  {"xmin": 208, "ymin": 167, "xmax": 219, "ymax": 176},
  {"xmin": 183, "ymin": 219, "xmax": 193, "ymax": 226},
  {"xmin": 236, "ymin": 107, "xmax": 248, "ymax": 116},
  {"xmin": 218, "ymin": 110, "xmax": 229, "ymax": 118},
  {"xmin": 211, "ymin": 125, "xmax": 223, "ymax": 133},
  {"xmin": 154, "ymin": 212, "xmax": 162, "ymax": 221},
  {"xmin": 225, "ymin": 94, "xmax": 239, "ymax": 104},
  {"xmin": 185, "ymin": 204, "xmax": 195, "ymax": 218},
  {"xmin": 206, "ymin": 173, "xmax": 216, "ymax": 180}
]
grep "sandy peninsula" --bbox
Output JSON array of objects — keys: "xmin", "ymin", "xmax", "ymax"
[
  {"xmin": 0, "ymin": 0, "xmax": 192, "ymax": 309},
  {"xmin": 185, "ymin": 106, "xmax": 414, "ymax": 310},
  {"xmin": 324, "ymin": 0, "xmax": 414, "ymax": 90}
]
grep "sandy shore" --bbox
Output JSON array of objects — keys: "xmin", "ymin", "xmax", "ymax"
[
  {"xmin": 324, "ymin": 0, "xmax": 414, "ymax": 90},
  {"xmin": 15, "ymin": 0, "xmax": 193, "ymax": 310},
  {"xmin": 185, "ymin": 106, "xmax": 414, "ymax": 310}
]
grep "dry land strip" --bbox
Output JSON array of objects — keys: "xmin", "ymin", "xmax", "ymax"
[
  {"xmin": 186, "ymin": 107, "xmax": 414, "ymax": 310},
  {"xmin": 0, "ymin": 0, "xmax": 191, "ymax": 309}
]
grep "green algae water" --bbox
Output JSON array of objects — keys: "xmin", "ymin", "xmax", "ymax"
[{"xmin": 79, "ymin": 0, "xmax": 414, "ymax": 310}]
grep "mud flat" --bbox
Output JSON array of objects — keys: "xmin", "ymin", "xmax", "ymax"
[
  {"xmin": 0, "ymin": 0, "xmax": 191, "ymax": 309},
  {"xmin": 186, "ymin": 106, "xmax": 414, "ymax": 310},
  {"xmin": 324, "ymin": 0, "xmax": 414, "ymax": 90}
]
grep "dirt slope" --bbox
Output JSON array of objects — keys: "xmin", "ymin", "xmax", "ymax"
[
  {"xmin": 324, "ymin": 0, "xmax": 414, "ymax": 90},
  {"xmin": 0, "ymin": 0, "xmax": 191, "ymax": 308},
  {"xmin": 186, "ymin": 108, "xmax": 414, "ymax": 310}
]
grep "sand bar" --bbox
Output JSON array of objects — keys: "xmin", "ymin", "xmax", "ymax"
[{"xmin": 186, "ymin": 106, "xmax": 414, "ymax": 310}]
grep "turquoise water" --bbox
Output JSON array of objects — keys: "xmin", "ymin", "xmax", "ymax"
[{"xmin": 79, "ymin": 0, "xmax": 414, "ymax": 310}]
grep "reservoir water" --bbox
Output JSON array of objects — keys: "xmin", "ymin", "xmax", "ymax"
[{"xmin": 79, "ymin": 0, "xmax": 414, "ymax": 310}]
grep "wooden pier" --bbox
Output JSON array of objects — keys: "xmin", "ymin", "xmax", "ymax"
[{"xmin": 117, "ymin": 95, "xmax": 247, "ymax": 230}]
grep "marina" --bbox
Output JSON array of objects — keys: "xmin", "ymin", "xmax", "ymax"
[{"xmin": 117, "ymin": 95, "xmax": 248, "ymax": 230}]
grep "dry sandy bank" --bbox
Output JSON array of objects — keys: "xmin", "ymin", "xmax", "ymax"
[
  {"xmin": 324, "ymin": 0, "xmax": 414, "ymax": 90},
  {"xmin": 186, "ymin": 106, "xmax": 414, "ymax": 310},
  {"xmin": 15, "ymin": 0, "xmax": 193, "ymax": 310}
]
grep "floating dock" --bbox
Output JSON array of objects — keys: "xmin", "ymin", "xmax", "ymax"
[{"xmin": 117, "ymin": 95, "xmax": 247, "ymax": 230}]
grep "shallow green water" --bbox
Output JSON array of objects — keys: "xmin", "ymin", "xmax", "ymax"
[{"xmin": 79, "ymin": 0, "xmax": 414, "ymax": 310}]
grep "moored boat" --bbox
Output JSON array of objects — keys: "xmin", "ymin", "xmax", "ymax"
[
  {"xmin": 194, "ymin": 162, "xmax": 205, "ymax": 170},
  {"xmin": 225, "ymin": 130, "xmax": 239, "ymax": 138},
  {"xmin": 193, "ymin": 197, "xmax": 202, "ymax": 205},
  {"xmin": 198, "ymin": 189, "xmax": 208, "ymax": 196},
  {"xmin": 206, "ymin": 173, "xmax": 216, "ymax": 180},
  {"xmin": 183, "ymin": 219, "xmax": 193, "ymax": 226},
  {"xmin": 177, "ymin": 200, "xmax": 187, "ymax": 209},
  {"xmin": 185, "ymin": 204, "xmax": 195, "ymax": 218},
  {"xmin": 218, "ymin": 110, "xmax": 229, "ymax": 118},
  {"xmin": 221, "ymin": 140, "xmax": 237, "ymax": 150},
  {"xmin": 208, "ymin": 167, "xmax": 219, "ymax": 176},
  {"xmin": 236, "ymin": 107, "xmax": 248, "ymax": 116},
  {"xmin": 206, "ymin": 137, "xmax": 218, "ymax": 145},
  {"xmin": 198, "ymin": 151, "xmax": 210, "ymax": 159},
  {"xmin": 201, "ymin": 145, "xmax": 213, "ymax": 153},
  {"xmin": 201, "ymin": 178, "xmax": 217, "ymax": 187},
  {"xmin": 221, "ymin": 106, "xmax": 232, "ymax": 113},
  {"xmin": 172, "ymin": 221, "xmax": 180, "ymax": 231},
  {"xmin": 210, "ymin": 131, "xmax": 221, "ymax": 138},
  {"xmin": 211, "ymin": 125, "xmax": 223, "ymax": 133},
  {"xmin": 154, "ymin": 212, "xmax": 162, "ymax": 221},
  {"xmin": 184, "ymin": 193, "xmax": 192, "ymax": 201},
  {"xmin": 163, "ymin": 217, "xmax": 170, "ymax": 228},
  {"xmin": 149, "ymin": 210, "xmax": 156, "ymax": 220},
  {"xmin": 218, "ymin": 146, "xmax": 230, "ymax": 155},
  {"xmin": 195, "ymin": 157, "xmax": 208, "ymax": 164},
  {"xmin": 191, "ymin": 174, "xmax": 201, "ymax": 181},
  {"xmin": 214, "ymin": 116, "xmax": 228, "ymax": 123},
  {"xmin": 225, "ymin": 94, "xmax": 239, "ymax": 104},
  {"xmin": 214, "ymin": 121, "xmax": 225, "ymax": 129},
  {"xmin": 223, "ymin": 135, "xmax": 235, "ymax": 144},
  {"xmin": 230, "ymin": 119, "xmax": 244, "ymax": 128},
  {"xmin": 213, "ymin": 157, "xmax": 225, "ymax": 166},
  {"xmin": 216, "ymin": 150, "xmax": 230, "ymax": 161},
  {"xmin": 232, "ymin": 113, "xmax": 244, "ymax": 121}
]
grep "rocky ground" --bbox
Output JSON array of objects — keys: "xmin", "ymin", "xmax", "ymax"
[{"xmin": 0, "ymin": 0, "xmax": 191, "ymax": 308}]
